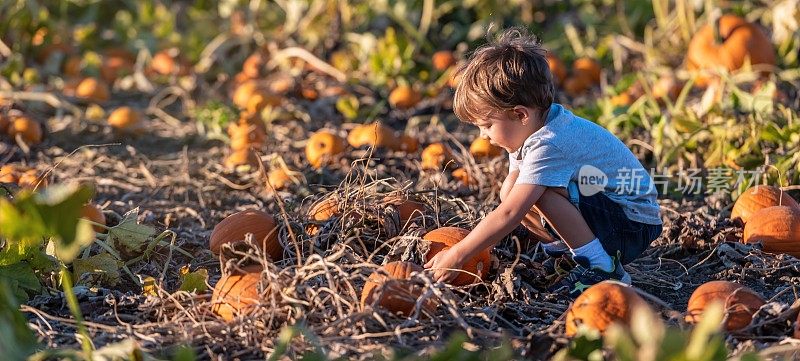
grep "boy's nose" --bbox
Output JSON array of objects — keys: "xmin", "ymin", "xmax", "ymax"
[{"xmin": 479, "ymin": 128, "xmax": 489, "ymax": 138}]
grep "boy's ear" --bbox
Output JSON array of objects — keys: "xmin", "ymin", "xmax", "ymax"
[{"xmin": 512, "ymin": 106, "xmax": 529, "ymax": 124}]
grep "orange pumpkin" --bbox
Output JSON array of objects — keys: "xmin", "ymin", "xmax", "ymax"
[
  {"xmin": 75, "ymin": 77, "xmax": 110, "ymax": 103},
  {"xmin": 731, "ymin": 185, "xmax": 798, "ymax": 224},
  {"xmin": 229, "ymin": 119, "xmax": 266, "ymax": 151},
  {"xmin": 266, "ymin": 168, "xmax": 292, "ymax": 190},
  {"xmin": 62, "ymin": 55, "xmax": 82, "ymax": 77},
  {"xmin": 100, "ymin": 48, "xmax": 135, "ymax": 83},
  {"xmin": 685, "ymin": 280, "xmax": 765, "ymax": 331},
  {"xmin": 383, "ymin": 196, "xmax": 426, "ymax": 224},
  {"xmin": 565, "ymin": 281, "xmax": 650, "ymax": 336},
  {"xmin": 305, "ymin": 130, "xmax": 346, "ymax": 168},
  {"xmin": 572, "ymin": 58, "xmax": 601, "ymax": 84},
  {"xmin": 211, "ymin": 265, "xmax": 263, "ymax": 321},
  {"xmin": 562, "ymin": 76, "xmax": 592, "ymax": 96},
  {"xmin": 7, "ymin": 116, "xmax": 43, "ymax": 145},
  {"xmin": 360, "ymin": 261, "xmax": 436, "ymax": 317},
  {"xmin": 432, "ymin": 50, "xmax": 456, "ymax": 71},
  {"xmin": 80, "ymin": 203, "xmax": 107, "ymax": 233},
  {"xmin": 17, "ymin": 169, "xmax": 46, "ymax": 189},
  {"xmin": 423, "ymin": 227, "xmax": 491, "ymax": 286},
  {"xmin": 209, "ymin": 210, "xmax": 282, "ymax": 261},
  {"xmin": 742, "ymin": 206, "xmax": 800, "ymax": 258},
  {"xmin": 546, "ymin": 53, "xmax": 567, "ymax": 85},
  {"xmin": 224, "ymin": 149, "xmax": 260, "ymax": 168},
  {"xmin": 388, "ymin": 86, "xmax": 421, "ymax": 110},
  {"xmin": 452, "ymin": 168, "xmax": 475, "ymax": 186},
  {"xmin": 420, "ymin": 143, "xmax": 452, "ymax": 170},
  {"xmin": 305, "ymin": 196, "xmax": 362, "ymax": 235},
  {"xmin": 232, "ymin": 81, "xmax": 263, "ymax": 109},
  {"xmin": 399, "ymin": 135, "xmax": 419, "ymax": 153},
  {"xmin": 469, "ymin": 137, "xmax": 503, "ymax": 159},
  {"xmin": 0, "ymin": 164, "xmax": 19, "ymax": 183},
  {"xmin": 107, "ymin": 107, "xmax": 142, "ymax": 133},
  {"xmin": 347, "ymin": 122, "xmax": 399, "ymax": 150},
  {"xmin": 686, "ymin": 15, "xmax": 775, "ymax": 87},
  {"xmin": 242, "ymin": 52, "xmax": 267, "ymax": 79},
  {"xmin": 150, "ymin": 49, "xmax": 190, "ymax": 76},
  {"xmin": 245, "ymin": 91, "xmax": 282, "ymax": 114}
]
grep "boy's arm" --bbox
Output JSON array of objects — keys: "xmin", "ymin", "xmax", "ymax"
[
  {"xmin": 425, "ymin": 183, "xmax": 545, "ymax": 281},
  {"xmin": 499, "ymin": 170, "xmax": 519, "ymax": 201}
]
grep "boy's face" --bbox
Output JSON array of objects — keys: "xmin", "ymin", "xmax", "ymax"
[{"xmin": 474, "ymin": 107, "xmax": 534, "ymax": 153}]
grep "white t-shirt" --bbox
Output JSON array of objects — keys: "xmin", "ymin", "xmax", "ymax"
[{"xmin": 509, "ymin": 103, "xmax": 662, "ymax": 225}]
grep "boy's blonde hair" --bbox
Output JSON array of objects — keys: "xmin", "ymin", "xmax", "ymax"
[{"xmin": 453, "ymin": 27, "xmax": 555, "ymax": 123}]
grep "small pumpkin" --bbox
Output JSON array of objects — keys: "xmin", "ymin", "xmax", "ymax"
[
  {"xmin": 266, "ymin": 168, "xmax": 292, "ymax": 190},
  {"xmin": 209, "ymin": 209, "xmax": 283, "ymax": 261},
  {"xmin": 546, "ymin": 53, "xmax": 567, "ymax": 85},
  {"xmin": 0, "ymin": 164, "xmax": 20, "ymax": 183},
  {"xmin": 383, "ymin": 196, "xmax": 426, "ymax": 224},
  {"xmin": 80, "ymin": 203, "xmax": 107, "ymax": 233},
  {"xmin": 150, "ymin": 49, "xmax": 190, "ymax": 76},
  {"xmin": 572, "ymin": 58, "xmax": 601, "ymax": 84},
  {"xmin": 686, "ymin": 15, "xmax": 775, "ymax": 87},
  {"xmin": 731, "ymin": 185, "xmax": 798, "ymax": 224},
  {"xmin": 306, "ymin": 195, "xmax": 362, "ymax": 235},
  {"xmin": 469, "ymin": 137, "xmax": 502, "ymax": 159},
  {"xmin": 565, "ymin": 281, "xmax": 650, "ymax": 336},
  {"xmin": 562, "ymin": 76, "xmax": 592, "ymax": 97},
  {"xmin": 62, "ymin": 55, "xmax": 82, "ymax": 77},
  {"xmin": 107, "ymin": 107, "xmax": 143, "ymax": 133},
  {"xmin": 360, "ymin": 261, "xmax": 436, "ymax": 317},
  {"xmin": 305, "ymin": 130, "xmax": 346, "ymax": 168},
  {"xmin": 452, "ymin": 168, "xmax": 474, "ymax": 186},
  {"xmin": 246, "ymin": 91, "xmax": 282, "ymax": 114},
  {"xmin": 399, "ymin": 135, "xmax": 419, "ymax": 153},
  {"xmin": 75, "ymin": 77, "xmax": 110, "ymax": 103},
  {"xmin": 211, "ymin": 265, "xmax": 263, "ymax": 321},
  {"xmin": 432, "ymin": 50, "xmax": 456, "ymax": 71},
  {"xmin": 347, "ymin": 122, "xmax": 399, "ymax": 150},
  {"xmin": 101, "ymin": 48, "xmax": 135, "ymax": 83},
  {"xmin": 742, "ymin": 206, "xmax": 800, "ymax": 258},
  {"xmin": 420, "ymin": 143, "xmax": 452, "ymax": 170},
  {"xmin": 229, "ymin": 120, "xmax": 266, "ymax": 151},
  {"xmin": 242, "ymin": 52, "xmax": 267, "ymax": 79},
  {"xmin": 224, "ymin": 149, "xmax": 260, "ymax": 168},
  {"xmin": 685, "ymin": 280, "xmax": 765, "ymax": 331},
  {"xmin": 7, "ymin": 116, "xmax": 42, "ymax": 145},
  {"xmin": 388, "ymin": 86, "xmax": 421, "ymax": 110},
  {"xmin": 17, "ymin": 169, "xmax": 46, "ymax": 189},
  {"xmin": 233, "ymin": 81, "xmax": 262, "ymax": 109},
  {"xmin": 423, "ymin": 227, "xmax": 491, "ymax": 286}
]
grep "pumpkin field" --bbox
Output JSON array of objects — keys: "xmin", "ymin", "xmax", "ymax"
[{"xmin": 2, "ymin": 0, "xmax": 800, "ymax": 360}]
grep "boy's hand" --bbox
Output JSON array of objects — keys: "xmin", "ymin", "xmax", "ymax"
[{"xmin": 423, "ymin": 247, "xmax": 465, "ymax": 283}]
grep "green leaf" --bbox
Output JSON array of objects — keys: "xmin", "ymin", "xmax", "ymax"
[
  {"xmin": 178, "ymin": 267, "xmax": 209, "ymax": 293},
  {"xmin": 73, "ymin": 252, "xmax": 122, "ymax": 286},
  {"xmin": 0, "ymin": 262, "xmax": 41, "ymax": 302},
  {"xmin": 171, "ymin": 345, "xmax": 197, "ymax": 361},
  {"xmin": 35, "ymin": 184, "xmax": 95, "ymax": 248},
  {"xmin": 336, "ymin": 95, "xmax": 360, "ymax": 120},
  {"xmin": 106, "ymin": 208, "xmax": 156, "ymax": 255},
  {"xmin": 0, "ymin": 280, "xmax": 39, "ymax": 360}
]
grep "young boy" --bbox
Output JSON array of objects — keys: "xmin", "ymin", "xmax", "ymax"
[{"xmin": 424, "ymin": 28, "xmax": 663, "ymax": 297}]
